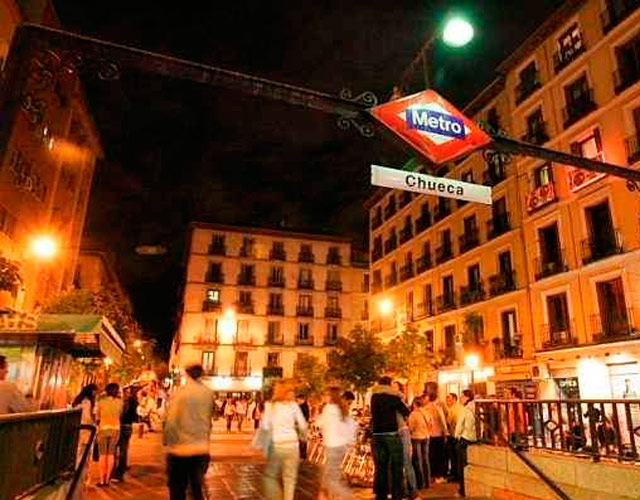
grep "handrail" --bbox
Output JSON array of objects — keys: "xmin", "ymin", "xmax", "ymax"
[
  {"xmin": 509, "ymin": 443, "xmax": 572, "ymax": 500},
  {"xmin": 66, "ymin": 424, "xmax": 97, "ymax": 500}
]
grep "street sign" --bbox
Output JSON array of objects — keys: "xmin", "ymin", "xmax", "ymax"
[
  {"xmin": 368, "ymin": 89, "xmax": 492, "ymax": 164},
  {"xmin": 371, "ymin": 164, "xmax": 492, "ymax": 205}
]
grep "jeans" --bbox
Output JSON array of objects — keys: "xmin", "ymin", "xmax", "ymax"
[
  {"xmin": 411, "ymin": 439, "xmax": 430, "ymax": 489},
  {"xmin": 323, "ymin": 445, "xmax": 354, "ymax": 499},
  {"xmin": 445, "ymin": 437, "xmax": 458, "ymax": 480},
  {"xmin": 372, "ymin": 434, "xmax": 404, "ymax": 500},
  {"xmin": 263, "ymin": 444, "xmax": 300, "ymax": 500},
  {"xmin": 429, "ymin": 436, "xmax": 445, "ymax": 479},
  {"xmin": 167, "ymin": 454, "xmax": 209, "ymax": 500},
  {"xmin": 455, "ymin": 439, "xmax": 470, "ymax": 497},
  {"xmin": 399, "ymin": 427, "xmax": 418, "ymax": 496},
  {"xmin": 114, "ymin": 424, "xmax": 133, "ymax": 478}
]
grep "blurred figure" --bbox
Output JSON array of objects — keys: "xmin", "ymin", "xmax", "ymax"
[
  {"xmin": 236, "ymin": 397, "xmax": 248, "ymax": 432},
  {"xmin": 164, "ymin": 365, "xmax": 214, "ymax": 500},
  {"xmin": 262, "ymin": 380, "xmax": 308, "ymax": 500},
  {"xmin": 445, "ymin": 393, "xmax": 463, "ymax": 481},
  {"xmin": 224, "ymin": 397, "xmax": 236, "ymax": 432},
  {"xmin": 113, "ymin": 387, "xmax": 138, "ymax": 481},
  {"xmin": 424, "ymin": 384, "xmax": 448, "ymax": 483},
  {"xmin": 408, "ymin": 396, "xmax": 431, "ymax": 489},
  {"xmin": 296, "ymin": 393, "xmax": 310, "ymax": 460},
  {"xmin": 96, "ymin": 383, "xmax": 122, "ymax": 486},
  {"xmin": 137, "ymin": 390, "xmax": 158, "ymax": 435},
  {"xmin": 454, "ymin": 390, "xmax": 477, "ymax": 498},
  {"xmin": 72, "ymin": 383, "xmax": 98, "ymax": 487},
  {"xmin": 317, "ymin": 387, "xmax": 357, "ymax": 500},
  {"xmin": 394, "ymin": 382, "xmax": 419, "ymax": 499},
  {"xmin": 0, "ymin": 355, "xmax": 33, "ymax": 414}
]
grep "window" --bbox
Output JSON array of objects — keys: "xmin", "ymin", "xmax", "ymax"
[
  {"xmin": 443, "ymin": 275, "xmax": 454, "ymax": 298},
  {"xmin": 563, "ymin": 75, "xmax": 594, "ymax": 126},
  {"xmin": 424, "ymin": 284, "xmax": 433, "ymax": 315},
  {"xmin": 425, "ymin": 330, "xmax": 434, "ymax": 352},
  {"xmin": 240, "ymin": 263, "xmax": 254, "ymax": 275},
  {"xmin": 205, "ymin": 289, "xmax": 220, "ymax": 304},
  {"xmin": 501, "ymin": 310, "xmax": 518, "ymax": 345},
  {"xmin": 327, "ymin": 295, "xmax": 339, "ymax": 309},
  {"xmin": 444, "ymin": 325, "xmax": 456, "ymax": 354},
  {"xmin": 298, "ymin": 323, "xmax": 310, "ymax": 340},
  {"xmin": 240, "ymin": 236, "xmax": 255, "ymax": 257},
  {"xmin": 270, "ymin": 266, "xmax": 284, "ymax": 284},
  {"xmin": 209, "ymin": 234, "xmax": 225, "ymax": 254},
  {"xmin": 498, "ymin": 251, "xmax": 513, "ymax": 275},
  {"xmin": 555, "ymin": 23, "xmax": 584, "ymax": 71},
  {"xmin": 539, "ymin": 223, "xmax": 561, "ymax": 264},
  {"xmin": 405, "ymin": 291, "xmax": 414, "ymax": 319},
  {"xmin": 206, "ymin": 262, "xmax": 223, "ymax": 283},
  {"xmin": 463, "ymin": 215, "xmax": 477, "ymax": 234},
  {"xmin": 267, "ymin": 352, "xmax": 280, "ymax": 367},
  {"xmin": 516, "ymin": 61, "xmax": 540, "ymax": 102},
  {"xmin": 585, "ymin": 201, "xmax": 617, "ymax": 261},
  {"xmin": 271, "ymin": 241, "xmax": 286, "ymax": 260},
  {"xmin": 299, "ymin": 268, "xmax": 313, "ymax": 287},
  {"xmin": 467, "ymin": 264, "xmax": 481, "ymax": 289},
  {"xmin": 327, "ymin": 269, "xmax": 340, "ymax": 282},
  {"xmin": 487, "ymin": 107, "xmax": 500, "ymax": 131},
  {"xmin": 299, "ymin": 294, "xmax": 312, "ymax": 308},
  {"xmin": 596, "ymin": 277, "xmax": 629, "ymax": 337},
  {"xmin": 267, "ymin": 321, "xmax": 281, "ymax": 340},
  {"xmin": 525, "ymin": 108, "xmax": 547, "ymax": 143},
  {"xmin": 237, "ymin": 319, "xmax": 249, "ymax": 337},
  {"xmin": 363, "ymin": 273, "xmax": 370, "ymax": 293},
  {"xmin": 565, "ymin": 75, "xmax": 590, "ymax": 106},
  {"xmin": 269, "ymin": 293, "xmax": 283, "ymax": 308},
  {"xmin": 570, "ymin": 129, "xmax": 602, "ymax": 160},
  {"xmin": 547, "ymin": 293, "xmax": 570, "ymax": 333},
  {"xmin": 533, "ymin": 163, "xmax": 553, "ymax": 187},
  {"xmin": 327, "ymin": 323, "xmax": 339, "ymax": 342},
  {"xmin": 203, "ymin": 318, "xmax": 216, "ymax": 341},
  {"xmin": 0, "ymin": 206, "xmax": 16, "ymax": 238},
  {"xmin": 202, "ymin": 351, "xmax": 215, "ymax": 373},
  {"xmin": 614, "ymin": 32, "xmax": 640, "ymax": 93},
  {"xmin": 234, "ymin": 352, "xmax": 249, "ymax": 375},
  {"xmin": 239, "ymin": 291, "xmax": 252, "ymax": 305},
  {"xmin": 327, "ymin": 246, "xmax": 341, "ymax": 264}
]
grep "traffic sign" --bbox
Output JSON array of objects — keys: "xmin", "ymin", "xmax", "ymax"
[
  {"xmin": 371, "ymin": 164, "xmax": 492, "ymax": 205},
  {"xmin": 368, "ymin": 90, "xmax": 492, "ymax": 164}
]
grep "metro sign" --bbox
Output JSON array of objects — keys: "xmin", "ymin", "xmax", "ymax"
[{"xmin": 368, "ymin": 90, "xmax": 492, "ymax": 164}]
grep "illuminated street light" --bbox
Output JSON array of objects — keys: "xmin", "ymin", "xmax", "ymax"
[
  {"xmin": 134, "ymin": 339, "xmax": 142, "ymax": 349},
  {"xmin": 464, "ymin": 353, "xmax": 480, "ymax": 370},
  {"xmin": 104, "ymin": 356, "xmax": 113, "ymax": 368},
  {"xmin": 378, "ymin": 298, "xmax": 394, "ymax": 316},
  {"xmin": 218, "ymin": 307, "xmax": 237, "ymax": 343},
  {"xmin": 30, "ymin": 235, "xmax": 58, "ymax": 259},
  {"xmin": 442, "ymin": 17, "xmax": 475, "ymax": 48}
]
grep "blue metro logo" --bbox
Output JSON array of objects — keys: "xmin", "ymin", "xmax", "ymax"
[{"xmin": 406, "ymin": 108, "xmax": 466, "ymax": 140}]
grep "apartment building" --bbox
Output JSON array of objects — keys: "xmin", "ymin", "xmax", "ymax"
[
  {"xmin": 368, "ymin": 0, "xmax": 640, "ymax": 400},
  {"xmin": 171, "ymin": 223, "xmax": 369, "ymax": 394}
]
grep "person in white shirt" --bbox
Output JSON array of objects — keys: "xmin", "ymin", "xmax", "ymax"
[
  {"xmin": 453, "ymin": 389, "xmax": 477, "ymax": 497},
  {"xmin": 0, "ymin": 355, "xmax": 33, "ymax": 415},
  {"xmin": 261, "ymin": 380, "xmax": 308, "ymax": 500},
  {"xmin": 236, "ymin": 397, "xmax": 248, "ymax": 432},
  {"xmin": 317, "ymin": 386, "xmax": 357, "ymax": 499}
]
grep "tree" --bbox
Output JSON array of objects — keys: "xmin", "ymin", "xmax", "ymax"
[
  {"xmin": 293, "ymin": 354, "xmax": 326, "ymax": 400},
  {"xmin": 0, "ymin": 257, "xmax": 22, "ymax": 292},
  {"xmin": 462, "ymin": 312, "xmax": 484, "ymax": 346},
  {"xmin": 327, "ymin": 324, "xmax": 387, "ymax": 396},
  {"xmin": 384, "ymin": 324, "xmax": 441, "ymax": 390}
]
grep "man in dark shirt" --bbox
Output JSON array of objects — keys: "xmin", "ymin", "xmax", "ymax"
[
  {"xmin": 113, "ymin": 387, "xmax": 139, "ymax": 481},
  {"xmin": 296, "ymin": 393, "xmax": 310, "ymax": 460},
  {"xmin": 370, "ymin": 376, "xmax": 410, "ymax": 500}
]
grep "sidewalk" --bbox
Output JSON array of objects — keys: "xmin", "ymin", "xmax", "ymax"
[{"xmin": 86, "ymin": 422, "xmax": 465, "ymax": 500}]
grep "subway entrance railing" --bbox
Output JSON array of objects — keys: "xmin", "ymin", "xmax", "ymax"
[{"xmin": 476, "ymin": 398, "xmax": 640, "ymax": 463}]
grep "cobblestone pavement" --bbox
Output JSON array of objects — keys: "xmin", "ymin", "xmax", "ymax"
[{"xmin": 86, "ymin": 421, "xmax": 464, "ymax": 500}]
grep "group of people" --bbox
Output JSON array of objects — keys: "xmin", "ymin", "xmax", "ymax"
[
  {"xmin": 217, "ymin": 395, "xmax": 263, "ymax": 432},
  {"xmin": 370, "ymin": 378, "xmax": 476, "ymax": 499}
]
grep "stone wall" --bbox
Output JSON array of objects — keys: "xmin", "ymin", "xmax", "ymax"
[{"xmin": 466, "ymin": 445, "xmax": 640, "ymax": 500}]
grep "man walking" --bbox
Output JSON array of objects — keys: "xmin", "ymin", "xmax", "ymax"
[
  {"xmin": 0, "ymin": 355, "xmax": 33, "ymax": 414},
  {"xmin": 370, "ymin": 376, "xmax": 410, "ymax": 500},
  {"xmin": 164, "ymin": 365, "xmax": 214, "ymax": 500}
]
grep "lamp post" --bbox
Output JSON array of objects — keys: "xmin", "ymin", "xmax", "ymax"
[{"xmin": 464, "ymin": 352, "xmax": 480, "ymax": 389}]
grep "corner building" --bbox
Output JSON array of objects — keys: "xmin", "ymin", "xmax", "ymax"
[
  {"xmin": 171, "ymin": 223, "xmax": 369, "ymax": 394},
  {"xmin": 369, "ymin": 0, "xmax": 640, "ymax": 400}
]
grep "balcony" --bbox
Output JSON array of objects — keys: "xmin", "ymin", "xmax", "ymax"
[
  {"xmin": 298, "ymin": 279, "xmax": 314, "ymax": 290},
  {"xmin": 384, "ymin": 235, "xmax": 398, "ymax": 254},
  {"xmin": 515, "ymin": 74, "xmax": 541, "ymax": 104},
  {"xmin": 324, "ymin": 334, "xmax": 339, "ymax": 346},
  {"xmin": 460, "ymin": 283, "xmax": 485, "ymax": 306},
  {"xmin": 384, "ymin": 272, "xmax": 398, "ymax": 288},
  {"xmin": 590, "ymin": 308, "xmax": 638, "ymax": 343},
  {"xmin": 581, "ymin": 231, "xmax": 624, "ymax": 264},
  {"xmin": 600, "ymin": 0, "xmax": 640, "ymax": 34},
  {"xmin": 415, "ymin": 213, "xmax": 432, "ymax": 234},
  {"xmin": 327, "ymin": 253, "xmax": 342, "ymax": 265},
  {"xmin": 237, "ymin": 273, "xmax": 256, "ymax": 286},
  {"xmin": 488, "ymin": 271, "xmax": 516, "ymax": 297},
  {"xmin": 436, "ymin": 293, "xmax": 457, "ymax": 313},
  {"xmin": 371, "ymin": 214, "xmax": 382, "ymax": 230},
  {"xmin": 296, "ymin": 335, "xmax": 314, "ymax": 346},
  {"xmin": 326, "ymin": 280, "xmax": 343, "ymax": 291},
  {"xmin": 540, "ymin": 321, "xmax": 576, "ymax": 350},
  {"xmin": 435, "ymin": 244, "xmax": 453, "ymax": 264},
  {"xmin": 482, "ymin": 166, "xmax": 507, "ymax": 187},
  {"xmin": 235, "ymin": 333, "xmax": 254, "ymax": 345},
  {"xmin": 372, "ymin": 247, "xmax": 383, "ymax": 262},
  {"xmin": 267, "ymin": 304, "xmax": 284, "ymax": 316},
  {"xmin": 296, "ymin": 305, "xmax": 314, "ymax": 317},
  {"xmin": 208, "ymin": 242, "xmax": 226, "ymax": 256},
  {"xmin": 493, "ymin": 337, "xmax": 523, "ymax": 360},
  {"xmin": 534, "ymin": 255, "xmax": 568, "ymax": 281},
  {"xmin": 399, "ymin": 191, "xmax": 413, "ymax": 208},
  {"xmin": 263, "ymin": 366, "xmax": 283, "ymax": 378},
  {"xmin": 526, "ymin": 183, "xmax": 557, "ymax": 213},
  {"xmin": 567, "ymin": 167, "xmax": 606, "ymax": 192},
  {"xmin": 438, "ymin": 347, "xmax": 456, "ymax": 365},
  {"xmin": 202, "ymin": 300, "xmax": 222, "ymax": 312},
  {"xmin": 396, "ymin": 263, "xmax": 411, "ymax": 282},
  {"xmin": 372, "ymin": 281, "xmax": 382, "ymax": 294},
  {"xmin": 614, "ymin": 64, "xmax": 640, "ymax": 95},
  {"xmin": 434, "ymin": 205, "xmax": 451, "ymax": 223},
  {"xmin": 237, "ymin": 301, "xmax": 255, "ymax": 314},
  {"xmin": 458, "ymin": 229, "xmax": 480, "ymax": 254},
  {"xmin": 205, "ymin": 272, "xmax": 224, "ymax": 284},
  {"xmin": 416, "ymin": 254, "xmax": 432, "ymax": 274},
  {"xmin": 298, "ymin": 251, "xmax": 315, "ymax": 263},
  {"xmin": 562, "ymin": 91, "xmax": 597, "ymax": 129},
  {"xmin": 198, "ymin": 333, "xmax": 219, "ymax": 345},
  {"xmin": 269, "ymin": 248, "xmax": 286, "ymax": 261},
  {"xmin": 239, "ymin": 247, "xmax": 255, "ymax": 258},
  {"xmin": 384, "ymin": 202, "xmax": 397, "ymax": 220},
  {"xmin": 399, "ymin": 225, "xmax": 413, "ymax": 244},
  {"xmin": 625, "ymin": 133, "xmax": 640, "ymax": 164},
  {"xmin": 266, "ymin": 333, "xmax": 284, "ymax": 345},
  {"xmin": 414, "ymin": 301, "xmax": 434, "ymax": 320},
  {"xmin": 203, "ymin": 367, "xmax": 218, "ymax": 377},
  {"xmin": 268, "ymin": 276, "xmax": 285, "ymax": 288},
  {"xmin": 487, "ymin": 213, "xmax": 510, "ymax": 240},
  {"xmin": 520, "ymin": 123, "xmax": 549, "ymax": 145},
  {"xmin": 231, "ymin": 363, "xmax": 251, "ymax": 377},
  {"xmin": 553, "ymin": 43, "xmax": 586, "ymax": 74},
  {"xmin": 325, "ymin": 307, "xmax": 342, "ymax": 319}
]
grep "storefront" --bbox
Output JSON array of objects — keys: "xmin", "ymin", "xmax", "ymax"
[
  {"xmin": 492, "ymin": 360, "xmax": 539, "ymax": 399},
  {"xmin": 437, "ymin": 365, "xmax": 495, "ymax": 398}
]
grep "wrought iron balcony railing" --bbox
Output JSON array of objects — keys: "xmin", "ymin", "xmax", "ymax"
[
  {"xmin": 198, "ymin": 333, "xmax": 219, "ymax": 345},
  {"xmin": 581, "ymin": 231, "xmax": 623, "ymax": 265},
  {"xmin": 399, "ymin": 225, "xmax": 413, "ymax": 244},
  {"xmin": 562, "ymin": 91, "xmax": 597, "ymax": 128},
  {"xmin": 435, "ymin": 244, "xmax": 453, "ymax": 264},
  {"xmin": 298, "ymin": 251, "xmax": 315, "ymax": 263},
  {"xmin": 458, "ymin": 229, "xmax": 480, "ymax": 254},
  {"xmin": 266, "ymin": 333, "xmax": 284, "ymax": 345},
  {"xmin": 590, "ymin": 308, "xmax": 637, "ymax": 343},
  {"xmin": 202, "ymin": 301, "xmax": 222, "ymax": 312},
  {"xmin": 487, "ymin": 212, "xmax": 510, "ymax": 239},
  {"xmin": 520, "ymin": 123, "xmax": 550, "ymax": 145},
  {"xmin": 625, "ymin": 133, "xmax": 640, "ymax": 165},
  {"xmin": 296, "ymin": 305, "xmax": 314, "ymax": 317},
  {"xmin": 297, "ymin": 279, "xmax": 314, "ymax": 290},
  {"xmin": 267, "ymin": 304, "xmax": 284, "ymax": 316},
  {"xmin": 208, "ymin": 243, "xmax": 226, "ymax": 255},
  {"xmin": 296, "ymin": 335, "xmax": 314, "ymax": 346},
  {"xmin": 325, "ymin": 280, "xmax": 342, "ymax": 291},
  {"xmin": 269, "ymin": 249, "xmax": 286, "ymax": 261},
  {"xmin": 459, "ymin": 283, "xmax": 485, "ymax": 306},
  {"xmin": 205, "ymin": 272, "xmax": 224, "ymax": 284},
  {"xmin": 534, "ymin": 254, "xmax": 568, "ymax": 281},
  {"xmin": 540, "ymin": 321, "xmax": 576, "ymax": 350},
  {"xmin": 371, "ymin": 214, "xmax": 382, "ymax": 230},
  {"xmin": 324, "ymin": 307, "xmax": 342, "ymax": 319},
  {"xmin": 263, "ymin": 366, "xmax": 283, "ymax": 378},
  {"xmin": 237, "ymin": 273, "xmax": 256, "ymax": 286},
  {"xmin": 415, "ymin": 213, "xmax": 432, "ymax": 233},
  {"xmin": 492, "ymin": 337, "xmax": 523, "ymax": 360},
  {"xmin": 231, "ymin": 364, "xmax": 251, "ymax": 377},
  {"xmin": 384, "ymin": 236, "xmax": 398, "ymax": 254},
  {"xmin": 384, "ymin": 273, "xmax": 398, "ymax": 288},
  {"xmin": 327, "ymin": 253, "xmax": 342, "ymax": 265},
  {"xmin": 436, "ymin": 293, "xmax": 457, "ymax": 313},
  {"xmin": 488, "ymin": 271, "xmax": 516, "ymax": 297},
  {"xmin": 416, "ymin": 254, "xmax": 432, "ymax": 274},
  {"xmin": 399, "ymin": 262, "xmax": 414, "ymax": 282},
  {"xmin": 237, "ymin": 301, "xmax": 255, "ymax": 314}
]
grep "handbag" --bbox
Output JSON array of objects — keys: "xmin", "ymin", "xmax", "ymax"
[
  {"xmin": 251, "ymin": 427, "xmax": 272, "ymax": 458},
  {"xmin": 92, "ymin": 441, "xmax": 100, "ymax": 462}
]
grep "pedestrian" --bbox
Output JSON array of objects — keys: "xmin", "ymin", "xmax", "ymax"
[
  {"xmin": 424, "ymin": 385, "xmax": 448, "ymax": 483},
  {"xmin": 137, "ymin": 390, "xmax": 158, "ymax": 435},
  {"xmin": 394, "ymin": 382, "xmax": 419, "ymax": 499},
  {"xmin": 408, "ymin": 396, "xmax": 431, "ymax": 490},
  {"xmin": 0, "ymin": 355, "xmax": 33, "ymax": 414},
  {"xmin": 236, "ymin": 396, "xmax": 248, "ymax": 432},
  {"xmin": 370, "ymin": 376, "xmax": 410, "ymax": 500},
  {"xmin": 262, "ymin": 380, "xmax": 308, "ymax": 500},
  {"xmin": 296, "ymin": 393, "xmax": 310, "ymax": 460},
  {"xmin": 72, "ymin": 383, "xmax": 98, "ymax": 487},
  {"xmin": 317, "ymin": 386, "xmax": 358, "ymax": 500},
  {"xmin": 454, "ymin": 390, "xmax": 477, "ymax": 497},
  {"xmin": 252, "ymin": 397, "xmax": 264, "ymax": 430},
  {"xmin": 445, "ymin": 393, "xmax": 464, "ymax": 481},
  {"xmin": 224, "ymin": 397, "xmax": 236, "ymax": 432},
  {"xmin": 113, "ymin": 387, "xmax": 138, "ymax": 481},
  {"xmin": 96, "ymin": 383, "xmax": 123, "ymax": 486},
  {"xmin": 164, "ymin": 364, "xmax": 214, "ymax": 500},
  {"xmin": 507, "ymin": 388, "xmax": 526, "ymax": 447}
]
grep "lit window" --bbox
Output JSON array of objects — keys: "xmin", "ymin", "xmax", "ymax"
[{"xmin": 206, "ymin": 289, "xmax": 220, "ymax": 303}]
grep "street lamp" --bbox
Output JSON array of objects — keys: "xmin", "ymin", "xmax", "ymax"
[
  {"xmin": 30, "ymin": 235, "xmax": 58, "ymax": 260},
  {"xmin": 378, "ymin": 298, "xmax": 394, "ymax": 316},
  {"xmin": 442, "ymin": 18, "xmax": 474, "ymax": 48},
  {"xmin": 464, "ymin": 352, "xmax": 480, "ymax": 388}
]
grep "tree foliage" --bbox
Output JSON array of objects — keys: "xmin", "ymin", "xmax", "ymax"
[
  {"xmin": 327, "ymin": 324, "xmax": 387, "ymax": 395},
  {"xmin": 0, "ymin": 257, "xmax": 22, "ymax": 292},
  {"xmin": 384, "ymin": 324, "xmax": 441, "ymax": 389},
  {"xmin": 462, "ymin": 312, "xmax": 484, "ymax": 346},
  {"xmin": 293, "ymin": 354, "xmax": 326, "ymax": 400}
]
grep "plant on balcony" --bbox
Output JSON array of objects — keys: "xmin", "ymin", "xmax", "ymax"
[
  {"xmin": 293, "ymin": 354, "xmax": 327, "ymax": 400},
  {"xmin": 0, "ymin": 256, "xmax": 22, "ymax": 294},
  {"xmin": 462, "ymin": 312, "xmax": 484, "ymax": 346},
  {"xmin": 384, "ymin": 325, "xmax": 442, "ymax": 389}
]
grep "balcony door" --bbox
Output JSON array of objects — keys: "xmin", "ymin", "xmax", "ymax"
[
  {"xmin": 596, "ymin": 277, "xmax": 628, "ymax": 337},
  {"xmin": 547, "ymin": 293, "xmax": 570, "ymax": 337},
  {"xmin": 467, "ymin": 264, "xmax": 481, "ymax": 290},
  {"xmin": 202, "ymin": 351, "xmax": 215, "ymax": 373},
  {"xmin": 443, "ymin": 275, "xmax": 454, "ymax": 300},
  {"xmin": 444, "ymin": 325, "xmax": 456, "ymax": 356},
  {"xmin": 616, "ymin": 31, "xmax": 640, "ymax": 80},
  {"xmin": 501, "ymin": 310, "xmax": 517, "ymax": 346},
  {"xmin": 424, "ymin": 284, "xmax": 433, "ymax": 315},
  {"xmin": 234, "ymin": 352, "xmax": 249, "ymax": 376},
  {"xmin": 405, "ymin": 291, "xmax": 414, "ymax": 320},
  {"xmin": 586, "ymin": 201, "xmax": 615, "ymax": 255},
  {"xmin": 499, "ymin": 251, "xmax": 512, "ymax": 275},
  {"xmin": 539, "ymin": 223, "xmax": 561, "ymax": 265}
]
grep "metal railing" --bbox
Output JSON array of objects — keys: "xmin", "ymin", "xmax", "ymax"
[
  {"xmin": 625, "ymin": 133, "xmax": 640, "ymax": 165},
  {"xmin": 266, "ymin": 333, "xmax": 284, "ymax": 345},
  {"xmin": 520, "ymin": 123, "xmax": 550, "ymax": 145},
  {"xmin": 540, "ymin": 321, "xmax": 576, "ymax": 349},
  {"xmin": 590, "ymin": 308, "xmax": 638, "ymax": 342},
  {"xmin": 327, "ymin": 253, "xmax": 342, "ymax": 265},
  {"xmin": 208, "ymin": 243, "xmax": 226, "ymax": 255},
  {"xmin": 415, "ymin": 213, "xmax": 431, "ymax": 233},
  {"xmin": 600, "ymin": 0, "xmax": 640, "ymax": 34},
  {"xmin": 198, "ymin": 333, "xmax": 219, "ymax": 345},
  {"xmin": 325, "ymin": 280, "xmax": 342, "ymax": 291},
  {"xmin": 433, "ymin": 204, "xmax": 451, "ymax": 222},
  {"xmin": 436, "ymin": 293, "xmax": 457, "ymax": 313},
  {"xmin": 399, "ymin": 262, "xmax": 414, "ymax": 281},
  {"xmin": 231, "ymin": 363, "xmax": 251, "ymax": 377},
  {"xmin": 460, "ymin": 283, "xmax": 485, "ymax": 306},
  {"xmin": 296, "ymin": 305, "xmax": 314, "ymax": 317},
  {"xmin": 384, "ymin": 273, "xmax": 398, "ymax": 288},
  {"xmin": 482, "ymin": 165, "xmax": 507, "ymax": 186},
  {"xmin": 296, "ymin": 335, "xmax": 314, "ymax": 346},
  {"xmin": 534, "ymin": 254, "xmax": 568, "ymax": 280},
  {"xmin": 268, "ymin": 276, "xmax": 285, "ymax": 287},
  {"xmin": 562, "ymin": 91, "xmax": 597, "ymax": 128},
  {"xmin": 267, "ymin": 304, "xmax": 284, "ymax": 315},
  {"xmin": 371, "ymin": 215, "xmax": 382, "ymax": 230},
  {"xmin": 298, "ymin": 279, "xmax": 314, "ymax": 290},
  {"xmin": 488, "ymin": 271, "xmax": 516, "ymax": 297},
  {"xmin": 0, "ymin": 409, "xmax": 83, "ymax": 500},
  {"xmin": 581, "ymin": 231, "xmax": 623, "ymax": 264},
  {"xmin": 324, "ymin": 307, "xmax": 342, "ymax": 319},
  {"xmin": 399, "ymin": 225, "xmax": 413, "ymax": 244},
  {"xmin": 492, "ymin": 337, "xmax": 523, "ymax": 360},
  {"xmin": 298, "ymin": 251, "xmax": 315, "ymax": 263},
  {"xmin": 237, "ymin": 273, "xmax": 256, "ymax": 286},
  {"xmin": 269, "ymin": 248, "xmax": 286, "ymax": 261},
  {"xmin": 205, "ymin": 271, "xmax": 224, "ymax": 284},
  {"xmin": 435, "ymin": 244, "xmax": 453, "ymax": 264},
  {"xmin": 237, "ymin": 301, "xmax": 254, "ymax": 314},
  {"xmin": 515, "ymin": 73, "xmax": 542, "ymax": 104},
  {"xmin": 384, "ymin": 235, "xmax": 397, "ymax": 254},
  {"xmin": 476, "ymin": 398, "xmax": 640, "ymax": 463},
  {"xmin": 416, "ymin": 254, "xmax": 432, "ymax": 274},
  {"xmin": 459, "ymin": 229, "xmax": 480, "ymax": 253},
  {"xmin": 487, "ymin": 212, "xmax": 510, "ymax": 239},
  {"xmin": 614, "ymin": 64, "xmax": 640, "ymax": 95},
  {"xmin": 202, "ymin": 300, "xmax": 222, "ymax": 312}
]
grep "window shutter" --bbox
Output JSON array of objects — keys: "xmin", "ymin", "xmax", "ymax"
[{"xmin": 593, "ymin": 128, "xmax": 602, "ymax": 152}]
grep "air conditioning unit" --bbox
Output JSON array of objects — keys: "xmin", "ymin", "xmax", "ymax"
[{"xmin": 530, "ymin": 362, "xmax": 550, "ymax": 380}]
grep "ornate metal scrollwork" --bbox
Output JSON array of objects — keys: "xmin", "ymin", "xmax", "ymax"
[
  {"xmin": 626, "ymin": 179, "xmax": 640, "ymax": 194},
  {"xmin": 339, "ymin": 88, "xmax": 378, "ymax": 108},
  {"xmin": 336, "ymin": 88, "xmax": 378, "ymax": 137},
  {"xmin": 336, "ymin": 114, "xmax": 375, "ymax": 138}
]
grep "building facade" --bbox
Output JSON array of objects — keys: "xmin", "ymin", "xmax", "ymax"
[
  {"xmin": 171, "ymin": 223, "xmax": 369, "ymax": 394},
  {"xmin": 368, "ymin": 0, "xmax": 640, "ymax": 400}
]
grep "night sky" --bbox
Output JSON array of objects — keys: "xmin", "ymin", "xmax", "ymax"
[{"xmin": 52, "ymin": 0, "xmax": 564, "ymax": 354}]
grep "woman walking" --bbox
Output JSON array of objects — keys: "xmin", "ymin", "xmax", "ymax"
[
  {"xmin": 408, "ymin": 396, "xmax": 431, "ymax": 489},
  {"xmin": 262, "ymin": 380, "xmax": 308, "ymax": 500},
  {"xmin": 317, "ymin": 387, "xmax": 357, "ymax": 499},
  {"xmin": 96, "ymin": 383, "xmax": 123, "ymax": 486}
]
